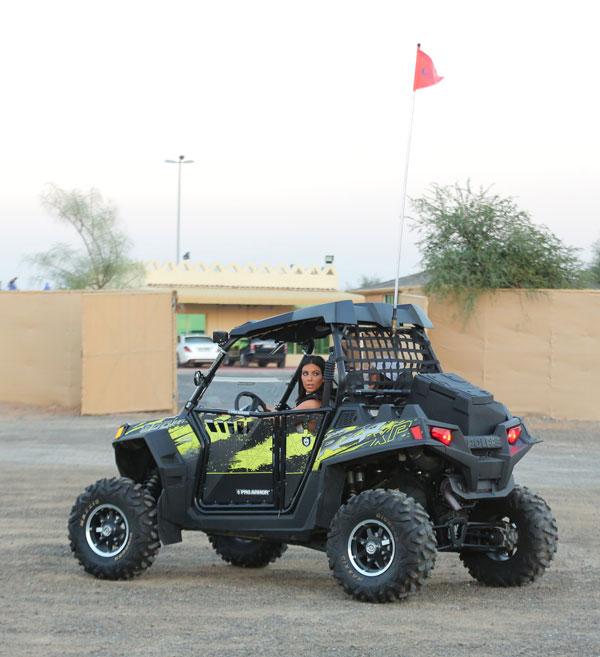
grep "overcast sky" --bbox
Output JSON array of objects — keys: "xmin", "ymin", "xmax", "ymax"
[{"xmin": 1, "ymin": 0, "xmax": 598, "ymax": 290}]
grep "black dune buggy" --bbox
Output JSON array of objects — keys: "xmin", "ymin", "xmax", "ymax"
[{"xmin": 68, "ymin": 301, "xmax": 558, "ymax": 602}]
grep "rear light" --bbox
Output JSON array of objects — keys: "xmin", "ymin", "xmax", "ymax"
[
  {"xmin": 507, "ymin": 425, "xmax": 522, "ymax": 445},
  {"xmin": 410, "ymin": 426, "xmax": 423, "ymax": 440},
  {"xmin": 250, "ymin": 343, "xmax": 257, "ymax": 352},
  {"xmin": 184, "ymin": 346, "xmax": 192, "ymax": 353},
  {"xmin": 430, "ymin": 426, "xmax": 453, "ymax": 446}
]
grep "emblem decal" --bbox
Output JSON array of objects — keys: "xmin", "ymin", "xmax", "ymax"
[{"xmin": 302, "ymin": 436, "xmax": 311, "ymax": 448}]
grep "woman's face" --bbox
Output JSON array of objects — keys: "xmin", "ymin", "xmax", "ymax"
[{"xmin": 301, "ymin": 363, "xmax": 323, "ymax": 394}]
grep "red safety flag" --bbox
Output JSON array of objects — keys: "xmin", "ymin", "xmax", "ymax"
[{"xmin": 413, "ymin": 45, "xmax": 443, "ymax": 91}]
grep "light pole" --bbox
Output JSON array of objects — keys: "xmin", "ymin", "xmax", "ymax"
[{"xmin": 165, "ymin": 155, "xmax": 194, "ymax": 264}]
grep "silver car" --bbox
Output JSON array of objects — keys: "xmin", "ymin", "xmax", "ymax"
[{"xmin": 176, "ymin": 334, "xmax": 220, "ymax": 367}]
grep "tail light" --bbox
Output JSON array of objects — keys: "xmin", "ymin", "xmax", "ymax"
[
  {"xmin": 430, "ymin": 426, "xmax": 453, "ymax": 446},
  {"xmin": 250, "ymin": 343, "xmax": 257, "ymax": 352},
  {"xmin": 410, "ymin": 425, "xmax": 424, "ymax": 440},
  {"xmin": 184, "ymin": 346, "xmax": 192, "ymax": 353},
  {"xmin": 507, "ymin": 425, "xmax": 522, "ymax": 445}
]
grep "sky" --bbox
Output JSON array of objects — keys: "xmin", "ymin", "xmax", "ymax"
[{"xmin": 1, "ymin": 0, "xmax": 598, "ymax": 290}]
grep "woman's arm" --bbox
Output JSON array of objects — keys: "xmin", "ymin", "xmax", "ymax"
[{"xmin": 295, "ymin": 398, "xmax": 321, "ymax": 411}]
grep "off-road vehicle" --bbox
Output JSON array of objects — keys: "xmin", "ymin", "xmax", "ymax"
[{"xmin": 68, "ymin": 301, "xmax": 558, "ymax": 602}]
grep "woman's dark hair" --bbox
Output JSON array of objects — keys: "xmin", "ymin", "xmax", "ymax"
[{"xmin": 296, "ymin": 355, "xmax": 326, "ymax": 404}]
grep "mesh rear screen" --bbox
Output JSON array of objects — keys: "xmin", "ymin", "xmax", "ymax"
[{"xmin": 341, "ymin": 326, "xmax": 440, "ymax": 390}]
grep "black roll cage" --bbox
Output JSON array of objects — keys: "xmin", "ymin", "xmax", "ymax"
[{"xmin": 183, "ymin": 318, "xmax": 440, "ymax": 414}]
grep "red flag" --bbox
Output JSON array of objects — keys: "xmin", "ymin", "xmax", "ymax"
[{"xmin": 413, "ymin": 45, "xmax": 443, "ymax": 91}]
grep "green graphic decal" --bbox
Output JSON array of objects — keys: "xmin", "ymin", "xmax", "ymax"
[
  {"xmin": 313, "ymin": 419, "xmax": 413, "ymax": 470},
  {"xmin": 230, "ymin": 436, "xmax": 273, "ymax": 472},
  {"xmin": 168, "ymin": 423, "xmax": 200, "ymax": 456},
  {"xmin": 204, "ymin": 416, "xmax": 275, "ymax": 474},
  {"xmin": 124, "ymin": 416, "xmax": 187, "ymax": 437},
  {"xmin": 201, "ymin": 413, "xmax": 322, "ymax": 475}
]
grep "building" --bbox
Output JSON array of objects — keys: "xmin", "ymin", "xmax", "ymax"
[
  {"xmin": 349, "ymin": 271, "xmax": 429, "ymax": 302},
  {"xmin": 144, "ymin": 261, "xmax": 363, "ymax": 356}
]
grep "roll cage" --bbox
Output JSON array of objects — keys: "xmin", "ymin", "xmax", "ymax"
[{"xmin": 184, "ymin": 301, "xmax": 440, "ymax": 413}]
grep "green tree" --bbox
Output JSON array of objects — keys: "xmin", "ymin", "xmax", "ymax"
[
  {"xmin": 357, "ymin": 275, "xmax": 383, "ymax": 288},
  {"xmin": 28, "ymin": 184, "xmax": 145, "ymax": 289},
  {"xmin": 585, "ymin": 239, "xmax": 600, "ymax": 287},
  {"xmin": 411, "ymin": 182, "xmax": 583, "ymax": 310}
]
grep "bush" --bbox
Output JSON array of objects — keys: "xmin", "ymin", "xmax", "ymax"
[{"xmin": 411, "ymin": 182, "xmax": 583, "ymax": 310}]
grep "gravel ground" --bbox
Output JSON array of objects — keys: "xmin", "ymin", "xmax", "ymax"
[{"xmin": 0, "ymin": 405, "xmax": 599, "ymax": 657}]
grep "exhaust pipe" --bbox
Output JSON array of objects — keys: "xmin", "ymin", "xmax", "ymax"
[{"xmin": 441, "ymin": 479, "xmax": 462, "ymax": 511}]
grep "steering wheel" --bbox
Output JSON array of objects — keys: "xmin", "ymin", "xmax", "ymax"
[{"xmin": 234, "ymin": 391, "xmax": 268, "ymax": 412}]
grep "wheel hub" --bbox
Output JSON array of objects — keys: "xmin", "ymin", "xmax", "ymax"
[{"xmin": 101, "ymin": 524, "xmax": 113, "ymax": 537}]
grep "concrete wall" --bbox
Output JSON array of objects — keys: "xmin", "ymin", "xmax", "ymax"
[
  {"xmin": 0, "ymin": 292, "xmax": 83, "ymax": 408},
  {"xmin": 427, "ymin": 289, "xmax": 600, "ymax": 421},
  {"xmin": 81, "ymin": 292, "xmax": 177, "ymax": 415},
  {"xmin": 0, "ymin": 290, "xmax": 176, "ymax": 414}
]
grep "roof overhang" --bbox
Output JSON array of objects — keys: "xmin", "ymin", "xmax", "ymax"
[{"xmin": 147, "ymin": 285, "xmax": 364, "ymax": 307}]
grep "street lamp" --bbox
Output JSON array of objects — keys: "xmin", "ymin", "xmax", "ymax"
[{"xmin": 165, "ymin": 155, "xmax": 194, "ymax": 264}]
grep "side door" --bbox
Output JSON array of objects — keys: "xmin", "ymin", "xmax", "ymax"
[
  {"xmin": 278, "ymin": 409, "xmax": 330, "ymax": 509},
  {"xmin": 197, "ymin": 410, "xmax": 277, "ymax": 508}
]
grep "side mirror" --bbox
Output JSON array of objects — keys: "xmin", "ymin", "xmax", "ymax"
[
  {"xmin": 212, "ymin": 331, "xmax": 229, "ymax": 345},
  {"xmin": 193, "ymin": 371, "xmax": 206, "ymax": 387}
]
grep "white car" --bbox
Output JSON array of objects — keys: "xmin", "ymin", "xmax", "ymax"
[{"xmin": 176, "ymin": 334, "xmax": 220, "ymax": 367}]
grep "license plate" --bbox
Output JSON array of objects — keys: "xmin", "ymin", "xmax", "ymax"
[{"xmin": 467, "ymin": 435, "xmax": 502, "ymax": 449}]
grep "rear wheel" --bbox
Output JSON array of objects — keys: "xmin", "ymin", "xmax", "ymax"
[
  {"xmin": 460, "ymin": 485, "xmax": 558, "ymax": 587},
  {"xmin": 208, "ymin": 535, "xmax": 287, "ymax": 568},
  {"xmin": 326, "ymin": 489, "xmax": 436, "ymax": 602},
  {"xmin": 68, "ymin": 477, "xmax": 160, "ymax": 580}
]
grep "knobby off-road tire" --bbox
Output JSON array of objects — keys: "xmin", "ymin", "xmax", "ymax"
[
  {"xmin": 460, "ymin": 485, "xmax": 558, "ymax": 587},
  {"xmin": 208, "ymin": 535, "xmax": 287, "ymax": 568},
  {"xmin": 326, "ymin": 489, "xmax": 437, "ymax": 603},
  {"xmin": 68, "ymin": 477, "xmax": 161, "ymax": 580},
  {"xmin": 143, "ymin": 471, "xmax": 162, "ymax": 503}
]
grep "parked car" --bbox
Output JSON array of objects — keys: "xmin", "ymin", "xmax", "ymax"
[
  {"xmin": 224, "ymin": 337, "xmax": 286, "ymax": 367},
  {"xmin": 176, "ymin": 334, "xmax": 219, "ymax": 367}
]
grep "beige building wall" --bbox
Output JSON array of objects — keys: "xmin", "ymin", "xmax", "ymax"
[
  {"xmin": 81, "ymin": 291, "xmax": 177, "ymax": 415},
  {"xmin": 427, "ymin": 289, "xmax": 600, "ymax": 420},
  {"xmin": 0, "ymin": 290, "xmax": 176, "ymax": 415},
  {"xmin": 0, "ymin": 292, "xmax": 83, "ymax": 408},
  {"xmin": 177, "ymin": 304, "xmax": 294, "ymax": 335}
]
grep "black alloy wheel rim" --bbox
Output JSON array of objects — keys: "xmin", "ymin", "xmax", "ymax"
[
  {"xmin": 85, "ymin": 503, "xmax": 130, "ymax": 558},
  {"xmin": 347, "ymin": 519, "xmax": 396, "ymax": 577}
]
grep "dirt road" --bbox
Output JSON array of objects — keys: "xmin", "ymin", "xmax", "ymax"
[{"xmin": 0, "ymin": 406, "xmax": 599, "ymax": 657}]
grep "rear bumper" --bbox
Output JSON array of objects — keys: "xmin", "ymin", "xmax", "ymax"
[
  {"xmin": 244, "ymin": 353, "xmax": 285, "ymax": 364},
  {"xmin": 180, "ymin": 355, "xmax": 216, "ymax": 365}
]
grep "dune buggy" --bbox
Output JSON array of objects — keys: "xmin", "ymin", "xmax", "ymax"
[{"xmin": 69, "ymin": 301, "xmax": 557, "ymax": 602}]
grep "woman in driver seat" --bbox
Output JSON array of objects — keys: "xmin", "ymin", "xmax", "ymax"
[{"xmin": 295, "ymin": 356, "xmax": 326, "ymax": 410}]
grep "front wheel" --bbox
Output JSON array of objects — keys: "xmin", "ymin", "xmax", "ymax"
[
  {"xmin": 326, "ymin": 489, "xmax": 436, "ymax": 602},
  {"xmin": 68, "ymin": 477, "xmax": 160, "ymax": 580},
  {"xmin": 208, "ymin": 535, "xmax": 287, "ymax": 567},
  {"xmin": 460, "ymin": 485, "xmax": 558, "ymax": 587}
]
